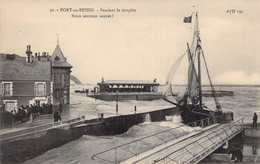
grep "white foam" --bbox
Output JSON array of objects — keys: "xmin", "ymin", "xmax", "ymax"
[
  {"xmin": 159, "ymin": 121, "xmax": 181, "ymax": 129},
  {"xmin": 144, "ymin": 113, "xmax": 151, "ymax": 123},
  {"xmin": 172, "ymin": 115, "xmax": 182, "ymax": 123},
  {"xmin": 159, "ymin": 115, "xmax": 202, "ymax": 133},
  {"xmin": 165, "ymin": 115, "xmax": 182, "ymax": 123}
]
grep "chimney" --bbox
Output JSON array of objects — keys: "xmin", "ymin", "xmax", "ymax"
[{"xmin": 26, "ymin": 45, "xmax": 32, "ymax": 63}]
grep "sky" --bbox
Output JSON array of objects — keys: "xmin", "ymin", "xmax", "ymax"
[{"xmin": 1, "ymin": 0, "xmax": 260, "ymax": 85}]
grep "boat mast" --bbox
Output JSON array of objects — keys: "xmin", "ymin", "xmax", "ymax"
[
  {"xmin": 198, "ymin": 49, "xmax": 202, "ymax": 108},
  {"xmin": 195, "ymin": 12, "xmax": 203, "ymax": 109},
  {"xmin": 195, "ymin": 12, "xmax": 222, "ymax": 110}
]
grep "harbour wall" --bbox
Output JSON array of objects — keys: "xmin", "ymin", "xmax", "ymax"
[
  {"xmin": 0, "ymin": 107, "xmax": 179, "ymax": 163},
  {"xmin": 243, "ymin": 123, "xmax": 260, "ymax": 138},
  {"xmin": 87, "ymin": 90, "xmax": 234, "ymax": 101},
  {"xmin": 88, "ymin": 92, "xmax": 163, "ymax": 101}
]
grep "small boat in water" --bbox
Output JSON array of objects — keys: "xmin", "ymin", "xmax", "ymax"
[
  {"xmin": 163, "ymin": 12, "xmax": 233, "ymax": 124},
  {"xmin": 75, "ymin": 88, "xmax": 89, "ymax": 93}
]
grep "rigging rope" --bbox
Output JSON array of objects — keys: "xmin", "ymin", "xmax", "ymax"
[{"xmin": 200, "ymin": 47, "xmax": 222, "ymax": 110}]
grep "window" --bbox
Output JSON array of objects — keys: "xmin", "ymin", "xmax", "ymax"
[
  {"xmin": 1, "ymin": 82, "xmax": 13, "ymax": 96},
  {"xmin": 65, "ymin": 74, "xmax": 70, "ymax": 85},
  {"xmin": 35, "ymin": 82, "xmax": 46, "ymax": 96},
  {"xmin": 3, "ymin": 100, "xmax": 17, "ymax": 112},
  {"xmin": 55, "ymin": 89, "xmax": 61, "ymax": 99},
  {"xmin": 55, "ymin": 74, "xmax": 61, "ymax": 83},
  {"xmin": 65, "ymin": 74, "xmax": 69, "ymax": 82},
  {"xmin": 54, "ymin": 56, "xmax": 60, "ymax": 61},
  {"xmin": 62, "ymin": 74, "xmax": 65, "ymax": 86}
]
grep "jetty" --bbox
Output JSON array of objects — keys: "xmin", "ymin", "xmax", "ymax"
[
  {"xmin": 0, "ymin": 107, "xmax": 179, "ymax": 163},
  {"xmin": 87, "ymin": 90, "xmax": 233, "ymax": 102},
  {"xmin": 87, "ymin": 80, "xmax": 162, "ymax": 101},
  {"xmin": 1, "ymin": 108, "xmax": 259, "ymax": 163},
  {"xmin": 92, "ymin": 117, "xmax": 245, "ymax": 163}
]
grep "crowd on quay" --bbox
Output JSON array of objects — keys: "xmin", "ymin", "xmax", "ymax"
[{"xmin": 0, "ymin": 103, "xmax": 54, "ymax": 127}]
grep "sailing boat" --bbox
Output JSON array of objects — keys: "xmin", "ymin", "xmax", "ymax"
[{"xmin": 163, "ymin": 12, "xmax": 233, "ymax": 124}]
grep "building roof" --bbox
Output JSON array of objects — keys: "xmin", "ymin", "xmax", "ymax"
[
  {"xmin": 98, "ymin": 80, "xmax": 160, "ymax": 85},
  {"xmin": 51, "ymin": 45, "xmax": 72, "ymax": 68},
  {"xmin": 0, "ymin": 54, "xmax": 51, "ymax": 81}
]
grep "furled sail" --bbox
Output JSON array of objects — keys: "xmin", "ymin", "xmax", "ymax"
[{"xmin": 187, "ymin": 42, "xmax": 200, "ymax": 105}]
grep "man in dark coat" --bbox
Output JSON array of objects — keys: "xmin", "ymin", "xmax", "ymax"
[
  {"xmin": 59, "ymin": 103, "xmax": 62, "ymax": 113},
  {"xmin": 53, "ymin": 110, "xmax": 62, "ymax": 122},
  {"xmin": 253, "ymin": 113, "xmax": 258, "ymax": 127},
  {"xmin": 229, "ymin": 147, "xmax": 243, "ymax": 163}
]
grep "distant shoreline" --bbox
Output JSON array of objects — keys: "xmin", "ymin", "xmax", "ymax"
[
  {"xmin": 73, "ymin": 84, "xmax": 260, "ymax": 87},
  {"xmin": 71, "ymin": 83, "xmax": 260, "ymax": 87},
  {"xmin": 172, "ymin": 84, "xmax": 260, "ymax": 87}
]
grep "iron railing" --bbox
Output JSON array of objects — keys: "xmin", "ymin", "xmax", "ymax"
[
  {"xmin": 91, "ymin": 116, "xmax": 217, "ymax": 163},
  {"xmin": 0, "ymin": 115, "xmax": 86, "ymax": 141},
  {"xmin": 154, "ymin": 117, "xmax": 244, "ymax": 164}
]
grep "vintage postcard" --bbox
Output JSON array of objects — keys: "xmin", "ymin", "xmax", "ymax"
[{"xmin": 0, "ymin": 0, "xmax": 259, "ymax": 163}]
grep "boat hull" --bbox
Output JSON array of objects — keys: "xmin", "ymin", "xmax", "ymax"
[{"xmin": 180, "ymin": 106, "xmax": 234, "ymax": 124}]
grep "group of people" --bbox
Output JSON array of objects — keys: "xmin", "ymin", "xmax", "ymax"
[{"xmin": 0, "ymin": 103, "xmax": 53, "ymax": 127}]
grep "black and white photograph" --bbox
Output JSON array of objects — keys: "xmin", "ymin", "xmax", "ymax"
[{"xmin": 0, "ymin": 0, "xmax": 259, "ymax": 163}]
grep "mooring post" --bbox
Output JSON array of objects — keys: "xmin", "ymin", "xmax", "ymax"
[
  {"xmin": 116, "ymin": 90, "xmax": 119, "ymax": 115},
  {"xmin": 116, "ymin": 103, "xmax": 118, "ymax": 114},
  {"xmin": 115, "ymin": 148, "xmax": 117, "ymax": 164}
]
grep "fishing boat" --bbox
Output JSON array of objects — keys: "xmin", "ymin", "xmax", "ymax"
[{"xmin": 163, "ymin": 12, "xmax": 233, "ymax": 124}]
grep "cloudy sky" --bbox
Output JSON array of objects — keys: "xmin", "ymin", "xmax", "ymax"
[{"xmin": 1, "ymin": 0, "xmax": 259, "ymax": 85}]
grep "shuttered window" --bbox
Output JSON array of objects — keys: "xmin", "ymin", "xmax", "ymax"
[
  {"xmin": 1, "ymin": 82, "xmax": 13, "ymax": 96},
  {"xmin": 35, "ymin": 82, "xmax": 46, "ymax": 96}
]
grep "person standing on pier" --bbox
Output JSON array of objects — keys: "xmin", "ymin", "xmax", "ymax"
[
  {"xmin": 53, "ymin": 110, "xmax": 62, "ymax": 122},
  {"xmin": 59, "ymin": 103, "xmax": 62, "ymax": 113},
  {"xmin": 253, "ymin": 113, "xmax": 258, "ymax": 127}
]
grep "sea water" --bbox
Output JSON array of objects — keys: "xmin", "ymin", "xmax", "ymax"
[{"xmin": 23, "ymin": 85, "xmax": 260, "ymax": 163}]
